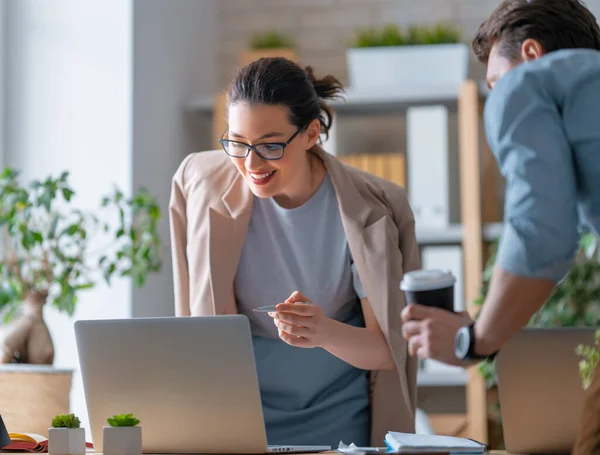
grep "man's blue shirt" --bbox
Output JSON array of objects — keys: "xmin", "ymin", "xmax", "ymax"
[{"xmin": 485, "ymin": 48, "xmax": 600, "ymax": 282}]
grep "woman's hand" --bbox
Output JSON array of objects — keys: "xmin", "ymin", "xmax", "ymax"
[{"xmin": 269, "ymin": 291, "xmax": 333, "ymax": 348}]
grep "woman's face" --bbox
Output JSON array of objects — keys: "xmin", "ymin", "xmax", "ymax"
[{"xmin": 224, "ymin": 102, "xmax": 319, "ymax": 199}]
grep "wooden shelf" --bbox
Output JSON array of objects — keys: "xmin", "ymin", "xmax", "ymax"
[
  {"xmin": 417, "ymin": 370, "xmax": 468, "ymax": 387},
  {"xmin": 187, "ymin": 83, "xmax": 490, "ymax": 116},
  {"xmin": 416, "ymin": 222, "xmax": 502, "ymax": 245}
]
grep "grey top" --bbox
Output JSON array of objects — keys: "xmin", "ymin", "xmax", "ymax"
[{"xmin": 234, "ymin": 173, "xmax": 371, "ymax": 447}]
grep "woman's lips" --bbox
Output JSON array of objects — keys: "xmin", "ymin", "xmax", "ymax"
[{"xmin": 248, "ymin": 170, "xmax": 276, "ymax": 186}]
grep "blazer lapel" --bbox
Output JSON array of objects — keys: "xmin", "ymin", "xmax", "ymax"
[
  {"xmin": 318, "ymin": 147, "xmax": 411, "ymax": 410},
  {"xmin": 208, "ymin": 174, "xmax": 253, "ymax": 315}
]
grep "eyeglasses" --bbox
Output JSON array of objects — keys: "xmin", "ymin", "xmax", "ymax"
[{"xmin": 219, "ymin": 125, "xmax": 306, "ymax": 161}]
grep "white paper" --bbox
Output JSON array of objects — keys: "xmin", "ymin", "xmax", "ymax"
[{"xmin": 337, "ymin": 441, "xmax": 387, "ymax": 453}]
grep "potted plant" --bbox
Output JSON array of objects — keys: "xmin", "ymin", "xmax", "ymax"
[
  {"xmin": 473, "ymin": 232, "xmax": 600, "ymax": 448},
  {"xmin": 48, "ymin": 413, "xmax": 85, "ymax": 455},
  {"xmin": 346, "ymin": 23, "xmax": 468, "ymax": 89},
  {"xmin": 240, "ymin": 30, "xmax": 297, "ymax": 67},
  {"xmin": 576, "ymin": 329, "xmax": 600, "ymax": 390},
  {"xmin": 0, "ymin": 168, "xmax": 161, "ymax": 436},
  {"xmin": 103, "ymin": 414, "xmax": 141, "ymax": 455}
]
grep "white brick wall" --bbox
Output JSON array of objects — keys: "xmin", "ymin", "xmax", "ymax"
[{"xmin": 218, "ymin": 0, "xmax": 600, "ymax": 89}]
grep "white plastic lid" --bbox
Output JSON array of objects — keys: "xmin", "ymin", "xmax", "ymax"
[{"xmin": 399, "ymin": 269, "xmax": 456, "ymax": 292}]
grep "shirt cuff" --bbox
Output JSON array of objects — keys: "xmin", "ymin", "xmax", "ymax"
[{"xmin": 496, "ymin": 222, "xmax": 574, "ymax": 283}]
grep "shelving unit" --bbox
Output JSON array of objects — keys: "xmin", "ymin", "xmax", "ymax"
[
  {"xmin": 187, "ymin": 84, "xmax": 490, "ymax": 115},
  {"xmin": 187, "ymin": 79, "xmax": 502, "ymax": 445}
]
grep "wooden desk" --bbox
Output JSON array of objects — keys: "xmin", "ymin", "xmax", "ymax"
[{"xmin": 4, "ymin": 451, "xmax": 512, "ymax": 454}]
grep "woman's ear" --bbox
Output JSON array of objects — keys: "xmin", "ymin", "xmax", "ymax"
[
  {"xmin": 304, "ymin": 119, "xmax": 322, "ymax": 149},
  {"xmin": 521, "ymin": 38, "xmax": 544, "ymax": 62}
]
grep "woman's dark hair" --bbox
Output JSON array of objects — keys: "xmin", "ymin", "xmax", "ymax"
[
  {"xmin": 473, "ymin": 0, "xmax": 600, "ymax": 64},
  {"xmin": 227, "ymin": 57, "xmax": 344, "ymax": 141}
]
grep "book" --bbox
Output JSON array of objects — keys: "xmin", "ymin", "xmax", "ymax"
[
  {"xmin": 384, "ymin": 432, "xmax": 487, "ymax": 454},
  {"xmin": 1, "ymin": 433, "xmax": 94, "ymax": 453}
]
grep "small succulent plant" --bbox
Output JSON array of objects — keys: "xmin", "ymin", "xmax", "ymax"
[
  {"xmin": 107, "ymin": 413, "xmax": 140, "ymax": 427},
  {"xmin": 51, "ymin": 413, "xmax": 81, "ymax": 428}
]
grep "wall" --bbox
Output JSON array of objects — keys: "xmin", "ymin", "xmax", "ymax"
[
  {"xmin": 5, "ymin": 0, "xmax": 134, "ymax": 431},
  {"xmin": 131, "ymin": 0, "xmax": 218, "ymax": 318},
  {"xmin": 0, "ymin": 0, "xmax": 5, "ymax": 167},
  {"xmin": 217, "ymin": 0, "xmax": 600, "ymax": 88},
  {"xmin": 4, "ymin": 0, "xmax": 217, "ymax": 432}
]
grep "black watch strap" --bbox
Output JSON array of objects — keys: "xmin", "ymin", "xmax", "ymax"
[{"xmin": 467, "ymin": 323, "xmax": 498, "ymax": 362}]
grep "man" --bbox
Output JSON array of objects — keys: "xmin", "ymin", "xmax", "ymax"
[{"xmin": 401, "ymin": 0, "xmax": 600, "ymax": 451}]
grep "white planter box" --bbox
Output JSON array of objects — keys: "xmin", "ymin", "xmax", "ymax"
[
  {"xmin": 48, "ymin": 428, "xmax": 85, "ymax": 455},
  {"xmin": 346, "ymin": 43, "xmax": 469, "ymax": 89},
  {"xmin": 102, "ymin": 426, "xmax": 142, "ymax": 455}
]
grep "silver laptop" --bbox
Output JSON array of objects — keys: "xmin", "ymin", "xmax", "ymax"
[
  {"xmin": 74, "ymin": 315, "xmax": 331, "ymax": 454},
  {"xmin": 496, "ymin": 327, "xmax": 596, "ymax": 454}
]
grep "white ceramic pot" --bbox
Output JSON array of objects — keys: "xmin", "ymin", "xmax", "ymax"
[
  {"xmin": 102, "ymin": 426, "xmax": 142, "ymax": 455},
  {"xmin": 48, "ymin": 427, "xmax": 85, "ymax": 455},
  {"xmin": 346, "ymin": 43, "xmax": 469, "ymax": 89}
]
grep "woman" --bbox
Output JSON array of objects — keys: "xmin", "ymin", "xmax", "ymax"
[{"xmin": 169, "ymin": 57, "xmax": 420, "ymax": 447}]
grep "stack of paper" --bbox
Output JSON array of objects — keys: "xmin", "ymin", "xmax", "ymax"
[{"xmin": 384, "ymin": 432, "xmax": 487, "ymax": 454}]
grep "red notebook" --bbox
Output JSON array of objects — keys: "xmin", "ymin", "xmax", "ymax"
[{"xmin": 2, "ymin": 433, "xmax": 94, "ymax": 453}]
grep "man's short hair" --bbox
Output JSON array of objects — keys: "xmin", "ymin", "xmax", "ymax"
[{"xmin": 473, "ymin": 0, "xmax": 600, "ymax": 63}]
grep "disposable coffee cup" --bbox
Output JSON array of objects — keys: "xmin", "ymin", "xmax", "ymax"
[{"xmin": 400, "ymin": 269, "xmax": 456, "ymax": 312}]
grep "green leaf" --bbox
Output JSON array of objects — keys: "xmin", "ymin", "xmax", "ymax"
[
  {"xmin": 21, "ymin": 230, "xmax": 35, "ymax": 250},
  {"xmin": 62, "ymin": 188, "xmax": 74, "ymax": 201},
  {"xmin": 39, "ymin": 193, "xmax": 52, "ymax": 211},
  {"xmin": 104, "ymin": 263, "xmax": 116, "ymax": 285},
  {"xmin": 53, "ymin": 285, "xmax": 78, "ymax": 316},
  {"xmin": 48, "ymin": 214, "xmax": 59, "ymax": 239},
  {"xmin": 32, "ymin": 231, "xmax": 44, "ymax": 244},
  {"xmin": 62, "ymin": 224, "xmax": 80, "ymax": 237}
]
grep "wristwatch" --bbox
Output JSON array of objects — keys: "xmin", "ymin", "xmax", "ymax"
[{"xmin": 455, "ymin": 322, "xmax": 498, "ymax": 362}]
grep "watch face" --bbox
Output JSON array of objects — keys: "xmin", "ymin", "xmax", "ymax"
[{"xmin": 455, "ymin": 326, "xmax": 470, "ymax": 359}]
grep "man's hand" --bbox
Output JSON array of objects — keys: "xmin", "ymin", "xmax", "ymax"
[
  {"xmin": 400, "ymin": 304, "xmax": 474, "ymax": 366},
  {"xmin": 270, "ymin": 291, "xmax": 333, "ymax": 348}
]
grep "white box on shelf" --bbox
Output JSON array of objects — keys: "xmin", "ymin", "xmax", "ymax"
[
  {"xmin": 48, "ymin": 428, "xmax": 86, "ymax": 455},
  {"xmin": 421, "ymin": 245, "xmax": 464, "ymax": 311},
  {"xmin": 420, "ymin": 245, "xmax": 465, "ymax": 375},
  {"xmin": 407, "ymin": 105, "xmax": 460, "ymax": 227},
  {"xmin": 346, "ymin": 44, "xmax": 469, "ymax": 90}
]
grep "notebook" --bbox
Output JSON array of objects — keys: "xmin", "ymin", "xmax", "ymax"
[
  {"xmin": 1, "ymin": 433, "xmax": 94, "ymax": 453},
  {"xmin": 384, "ymin": 432, "xmax": 487, "ymax": 454}
]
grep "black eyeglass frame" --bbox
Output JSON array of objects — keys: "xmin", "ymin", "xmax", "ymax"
[{"xmin": 218, "ymin": 125, "xmax": 306, "ymax": 161}]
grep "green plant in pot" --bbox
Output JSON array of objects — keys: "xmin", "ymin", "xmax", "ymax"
[
  {"xmin": 249, "ymin": 30, "xmax": 296, "ymax": 50},
  {"xmin": 48, "ymin": 413, "xmax": 85, "ymax": 455},
  {"xmin": 353, "ymin": 23, "xmax": 461, "ymax": 47},
  {"xmin": 0, "ymin": 168, "xmax": 162, "ymax": 365},
  {"xmin": 576, "ymin": 329, "xmax": 600, "ymax": 390},
  {"xmin": 103, "ymin": 413, "xmax": 142, "ymax": 455},
  {"xmin": 475, "ymin": 233, "xmax": 600, "ymax": 388},
  {"xmin": 473, "ymin": 233, "xmax": 600, "ymax": 448}
]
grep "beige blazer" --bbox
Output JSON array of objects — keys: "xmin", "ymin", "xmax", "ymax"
[{"xmin": 168, "ymin": 145, "xmax": 421, "ymax": 445}]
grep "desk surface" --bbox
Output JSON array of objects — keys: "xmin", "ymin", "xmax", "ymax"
[{"xmin": 5, "ymin": 452, "xmax": 511, "ymax": 455}]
